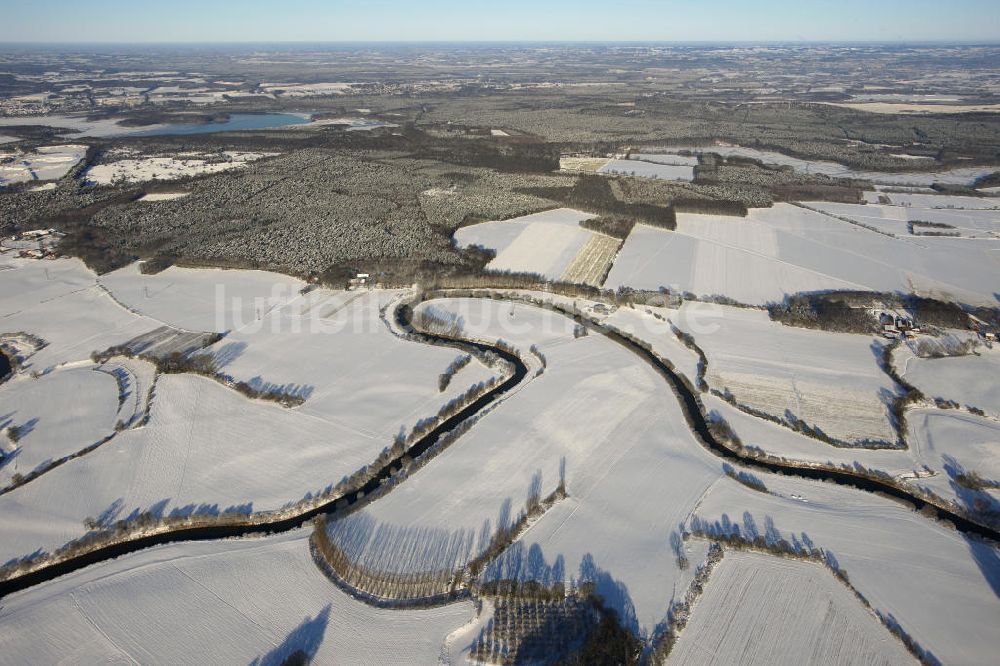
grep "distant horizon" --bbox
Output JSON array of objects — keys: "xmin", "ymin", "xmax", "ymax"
[
  {"xmin": 2, "ymin": 40, "xmax": 1000, "ymax": 47},
  {"xmin": 4, "ymin": 0, "xmax": 999, "ymax": 44}
]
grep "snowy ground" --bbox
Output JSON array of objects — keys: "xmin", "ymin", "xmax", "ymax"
[
  {"xmin": 560, "ymin": 156, "xmax": 611, "ymax": 173},
  {"xmin": 813, "ymin": 200, "xmax": 1000, "ymax": 239},
  {"xmin": 603, "ymin": 304, "xmax": 703, "ymax": 383},
  {"xmin": 290, "ymin": 117, "xmax": 394, "ymax": 132},
  {"xmin": 908, "ymin": 409, "xmax": 1000, "ymax": 490},
  {"xmin": 601, "ymin": 298, "xmax": 996, "ymax": 509},
  {"xmin": 603, "ymin": 217, "xmax": 856, "ymax": 305},
  {"xmin": 26, "ymin": 182, "xmax": 57, "ymax": 192},
  {"xmin": 864, "ymin": 191, "xmax": 1000, "ymax": 210},
  {"xmin": 598, "ymin": 158, "xmax": 694, "ymax": 181},
  {"xmin": 559, "ymin": 233, "xmax": 621, "ymax": 287},
  {"xmin": 669, "ymin": 550, "xmax": 913, "ymax": 665},
  {"xmin": 0, "ymin": 529, "xmax": 475, "ymax": 665},
  {"xmin": 336, "ymin": 298, "xmax": 724, "ymax": 633},
  {"xmin": 2, "ymin": 261, "xmax": 998, "ymax": 660},
  {"xmin": 0, "ymin": 259, "xmax": 499, "ymax": 566},
  {"xmin": 454, "ymin": 208, "xmax": 601, "ymax": 281},
  {"xmin": 901, "ymin": 345, "xmax": 1000, "ymax": 417},
  {"xmin": 0, "ymin": 257, "xmax": 165, "ymax": 371},
  {"xmin": 674, "ymin": 304, "xmax": 898, "ymax": 445},
  {"xmin": 0, "ymin": 366, "xmax": 120, "ymax": 487},
  {"xmin": 84, "ymin": 150, "xmax": 274, "ymax": 185},
  {"xmin": 697, "ymin": 393, "xmax": 997, "ymax": 517},
  {"xmin": 0, "ymin": 144, "xmax": 86, "ymax": 186},
  {"xmin": 261, "ymin": 82, "xmax": 354, "ymax": 96},
  {"xmin": 138, "ymin": 191, "xmax": 190, "ymax": 202},
  {"xmin": 642, "ymin": 146, "xmax": 997, "ymax": 187},
  {"xmin": 99, "ymin": 261, "xmax": 306, "ymax": 332},
  {"xmin": 604, "ymin": 204, "xmax": 1000, "ymax": 306},
  {"xmin": 0, "ymin": 114, "xmax": 162, "ymax": 138},
  {"xmin": 629, "ymin": 153, "xmax": 700, "ymax": 167},
  {"xmin": 693, "ymin": 474, "xmax": 1000, "ymax": 665}
]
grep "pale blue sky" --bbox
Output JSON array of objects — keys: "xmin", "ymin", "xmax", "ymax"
[{"xmin": 2, "ymin": 0, "xmax": 998, "ymax": 43}]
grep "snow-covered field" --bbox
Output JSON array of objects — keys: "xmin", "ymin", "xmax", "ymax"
[
  {"xmin": 814, "ymin": 200, "xmax": 1000, "ymax": 239},
  {"xmin": 138, "ymin": 191, "xmax": 190, "ymax": 202},
  {"xmin": 0, "ymin": 258, "xmax": 499, "ymax": 565},
  {"xmin": 559, "ymin": 232, "xmax": 621, "ymax": 286},
  {"xmin": 693, "ymin": 475, "xmax": 1000, "ymax": 665},
  {"xmin": 604, "ymin": 304, "xmax": 703, "ymax": 382},
  {"xmin": 603, "ymin": 216, "xmax": 857, "ymax": 305},
  {"xmin": 642, "ymin": 146, "xmax": 996, "ymax": 186},
  {"xmin": 675, "ymin": 304, "xmax": 898, "ymax": 445},
  {"xmin": 0, "ymin": 529, "xmax": 474, "ymax": 665},
  {"xmin": 336, "ymin": 298, "xmax": 723, "ymax": 633},
  {"xmin": 629, "ymin": 153, "xmax": 700, "ymax": 167},
  {"xmin": 454, "ymin": 208, "xmax": 603, "ymax": 281},
  {"xmin": 293, "ymin": 117, "xmax": 394, "ymax": 131},
  {"xmin": 669, "ymin": 550, "xmax": 913, "ymax": 665},
  {"xmin": 84, "ymin": 150, "xmax": 274, "ymax": 185},
  {"xmin": 0, "ymin": 257, "xmax": 165, "ymax": 370},
  {"xmin": 261, "ymin": 81, "xmax": 355, "ymax": 96},
  {"xmin": 598, "ymin": 158, "xmax": 694, "ymax": 181},
  {"xmin": 604, "ymin": 204, "xmax": 1000, "ymax": 305},
  {"xmin": 829, "ymin": 101, "xmax": 1000, "ymax": 114},
  {"xmin": 865, "ymin": 191, "xmax": 1000, "ymax": 210},
  {"xmin": 570, "ymin": 296, "xmax": 996, "ymax": 516},
  {"xmin": 901, "ymin": 346, "xmax": 1000, "ymax": 417},
  {"xmin": 2, "ymin": 252, "xmax": 998, "ymax": 660},
  {"xmin": 560, "ymin": 156, "xmax": 612, "ymax": 173},
  {"xmin": 696, "ymin": 392, "xmax": 996, "ymax": 515},
  {"xmin": 99, "ymin": 261, "xmax": 306, "ymax": 332},
  {"xmin": 911, "ymin": 408, "xmax": 1000, "ymax": 488},
  {"xmin": 0, "ymin": 144, "xmax": 86, "ymax": 186},
  {"xmin": 0, "ymin": 366, "xmax": 120, "ymax": 486},
  {"xmin": 0, "ymin": 114, "xmax": 162, "ymax": 138}
]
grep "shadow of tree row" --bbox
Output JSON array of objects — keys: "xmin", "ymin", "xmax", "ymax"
[
  {"xmin": 482, "ymin": 545, "xmax": 639, "ymax": 636},
  {"xmin": 250, "ymin": 604, "xmax": 331, "ymax": 666},
  {"xmin": 689, "ymin": 512, "xmax": 944, "ymax": 665},
  {"xmin": 2, "ymin": 496, "xmax": 255, "ymax": 571},
  {"xmin": 941, "ymin": 454, "xmax": 1000, "ymax": 600}
]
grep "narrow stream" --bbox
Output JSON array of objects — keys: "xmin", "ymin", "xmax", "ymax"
[
  {"xmin": 0, "ymin": 295, "xmax": 993, "ymax": 600},
  {"xmin": 0, "ymin": 304, "xmax": 525, "ymax": 599},
  {"xmin": 553, "ymin": 301, "xmax": 999, "ymax": 542}
]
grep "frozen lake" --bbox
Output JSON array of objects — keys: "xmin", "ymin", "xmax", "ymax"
[{"xmin": 129, "ymin": 113, "xmax": 311, "ymax": 136}]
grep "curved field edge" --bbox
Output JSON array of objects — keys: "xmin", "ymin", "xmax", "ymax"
[
  {"xmin": 0, "ymin": 358, "xmax": 158, "ymax": 496},
  {"xmin": 0, "ymin": 296, "xmax": 524, "ymax": 597},
  {"xmin": 649, "ymin": 538, "xmax": 933, "ymax": 665},
  {"xmin": 679, "ymin": 312, "xmax": 1000, "ymax": 530},
  {"xmin": 422, "ymin": 288, "xmax": 1000, "ymax": 539},
  {"xmin": 308, "ymin": 482, "xmax": 568, "ymax": 607},
  {"xmin": 1, "ymin": 289, "xmax": 995, "ymax": 603}
]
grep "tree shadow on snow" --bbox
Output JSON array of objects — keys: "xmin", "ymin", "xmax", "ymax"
[
  {"xmin": 5, "ymin": 417, "xmax": 40, "ymax": 442},
  {"xmin": 941, "ymin": 454, "xmax": 1000, "ymax": 599},
  {"xmin": 325, "ymin": 498, "xmax": 517, "ymax": 578},
  {"xmin": 249, "ymin": 604, "xmax": 331, "ymax": 666},
  {"xmin": 481, "ymin": 543, "xmax": 638, "ymax": 635},
  {"xmin": 213, "ymin": 341, "xmax": 248, "ymax": 369},
  {"xmin": 0, "ymin": 446, "xmax": 21, "ymax": 471},
  {"xmin": 246, "ymin": 376, "xmax": 315, "ymax": 401}
]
